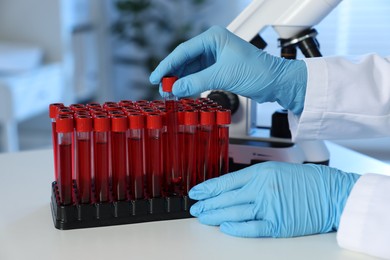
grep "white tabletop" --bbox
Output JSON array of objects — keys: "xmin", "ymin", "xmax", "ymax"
[{"xmin": 1, "ymin": 142, "xmax": 389, "ymax": 260}]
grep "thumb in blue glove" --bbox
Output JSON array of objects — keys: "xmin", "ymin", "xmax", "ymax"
[
  {"xmin": 189, "ymin": 161, "xmax": 360, "ymax": 238},
  {"xmin": 150, "ymin": 26, "xmax": 307, "ymax": 114}
]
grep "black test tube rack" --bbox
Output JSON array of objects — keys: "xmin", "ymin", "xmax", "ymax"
[{"xmin": 51, "ymin": 181, "xmax": 196, "ymax": 230}]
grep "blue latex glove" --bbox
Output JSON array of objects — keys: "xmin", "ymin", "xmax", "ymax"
[
  {"xmin": 150, "ymin": 26, "xmax": 308, "ymax": 114},
  {"xmin": 189, "ymin": 161, "xmax": 360, "ymax": 238}
]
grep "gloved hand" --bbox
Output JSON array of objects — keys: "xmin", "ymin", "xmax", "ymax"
[
  {"xmin": 150, "ymin": 26, "xmax": 308, "ymax": 114},
  {"xmin": 189, "ymin": 161, "xmax": 360, "ymax": 238}
]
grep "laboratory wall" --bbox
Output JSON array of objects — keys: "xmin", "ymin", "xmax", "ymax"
[{"xmin": 0, "ymin": 0, "xmax": 62, "ymax": 63}]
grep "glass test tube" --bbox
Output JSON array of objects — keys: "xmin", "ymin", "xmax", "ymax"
[
  {"xmin": 177, "ymin": 110, "xmax": 185, "ymax": 188},
  {"xmin": 198, "ymin": 110, "xmax": 215, "ymax": 182},
  {"xmin": 94, "ymin": 114, "xmax": 110, "ymax": 203},
  {"xmin": 162, "ymin": 76, "xmax": 182, "ymax": 195},
  {"xmin": 216, "ymin": 109, "xmax": 231, "ymax": 176},
  {"xmin": 56, "ymin": 115, "xmax": 74, "ymax": 205},
  {"xmin": 145, "ymin": 113, "xmax": 163, "ymax": 198},
  {"xmin": 111, "ymin": 114, "xmax": 128, "ymax": 201},
  {"xmin": 127, "ymin": 113, "xmax": 145, "ymax": 200},
  {"xmin": 49, "ymin": 103, "xmax": 64, "ymax": 181},
  {"xmin": 183, "ymin": 110, "xmax": 199, "ymax": 193},
  {"xmin": 75, "ymin": 115, "xmax": 93, "ymax": 203},
  {"xmin": 209, "ymin": 107, "xmax": 221, "ymax": 179}
]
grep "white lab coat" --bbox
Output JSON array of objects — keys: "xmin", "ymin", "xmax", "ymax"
[{"xmin": 289, "ymin": 53, "xmax": 390, "ymax": 259}]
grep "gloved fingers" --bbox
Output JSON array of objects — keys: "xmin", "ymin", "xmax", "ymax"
[
  {"xmin": 190, "ymin": 188, "xmax": 254, "ymax": 217},
  {"xmin": 172, "ymin": 64, "xmax": 220, "ymax": 97},
  {"xmin": 149, "ymin": 32, "xmax": 213, "ymax": 85},
  {"xmin": 194, "ymin": 204, "xmax": 258, "ymax": 226},
  {"xmin": 220, "ymin": 220, "xmax": 273, "ymax": 238},
  {"xmin": 189, "ymin": 165, "xmax": 257, "ymax": 200}
]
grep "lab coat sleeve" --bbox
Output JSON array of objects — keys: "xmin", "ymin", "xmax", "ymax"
[
  {"xmin": 337, "ymin": 173, "xmax": 390, "ymax": 259},
  {"xmin": 288, "ymin": 53, "xmax": 390, "ymax": 140}
]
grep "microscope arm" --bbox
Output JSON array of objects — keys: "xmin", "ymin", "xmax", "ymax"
[{"xmin": 228, "ymin": 0, "xmax": 342, "ymax": 41}]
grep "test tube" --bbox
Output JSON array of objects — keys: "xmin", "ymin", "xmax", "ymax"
[
  {"xmin": 162, "ymin": 76, "xmax": 182, "ymax": 196},
  {"xmin": 216, "ymin": 109, "xmax": 231, "ymax": 176},
  {"xmin": 145, "ymin": 113, "xmax": 163, "ymax": 198},
  {"xmin": 183, "ymin": 109, "xmax": 199, "ymax": 193},
  {"xmin": 198, "ymin": 110, "xmax": 215, "ymax": 182},
  {"xmin": 56, "ymin": 114, "xmax": 74, "ymax": 205},
  {"xmin": 75, "ymin": 115, "xmax": 93, "ymax": 204},
  {"xmin": 93, "ymin": 114, "xmax": 110, "ymax": 203},
  {"xmin": 127, "ymin": 113, "xmax": 145, "ymax": 200},
  {"xmin": 177, "ymin": 110, "xmax": 185, "ymax": 185},
  {"xmin": 111, "ymin": 114, "xmax": 128, "ymax": 201},
  {"xmin": 49, "ymin": 103, "xmax": 64, "ymax": 181}
]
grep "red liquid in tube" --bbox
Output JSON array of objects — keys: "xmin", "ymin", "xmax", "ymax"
[
  {"xmin": 49, "ymin": 103, "xmax": 65, "ymax": 181},
  {"xmin": 127, "ymin": 113, "xmax": 145, "ymax": 200},
  {"xmin": 216, "ymin": 109, "xmax": 231, "ymax": 175},
  {"xmin": 75, "ymin": 115, "xmax": 93, "ymax": 203},
  {"xmin": 162, "ymin": 76, "xmax": 182, "ymax": 195},
  {"xmin": 145, "ymin": 113, "xmax": 163, "ymax": 198},
  {"xmin": 183, "ymin": 110, "xmax": 198, "ymax": 193},
  {"xmin": 94, "ymin": 115, "xmax": 110, "ymax": 203},
  {"xmin": 111, "ymin": 115, "xmax": 128, "ymax": 201},
  {"xmin": 199, "ymin": 110, "xmax": 215, "ymax": 182},
  {"xmin": 56, "ymin": 115, "xmax": 74, "ymax": 205}
]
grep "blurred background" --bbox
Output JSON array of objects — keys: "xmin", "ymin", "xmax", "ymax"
[{"xmin": 0, "ymin": 0, "xmax": 389, "ymax": 164}]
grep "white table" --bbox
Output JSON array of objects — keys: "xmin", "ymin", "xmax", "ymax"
[{"xmin": 1, "ymin": 142, "xmax": 389, "ymax": 260}]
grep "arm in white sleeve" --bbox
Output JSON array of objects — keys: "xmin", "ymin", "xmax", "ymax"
[
  {"xmin": 289, "ymin": 53, "xmax": 390, "ymax": 140},
  {"xmin": 337, "ymin": 173, "xmax": 390, "ymax": 259}
]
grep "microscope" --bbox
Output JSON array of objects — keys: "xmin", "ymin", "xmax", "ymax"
[{"xmin": 205, "ymin": 0, "xmax": 342, "ymax": 171}]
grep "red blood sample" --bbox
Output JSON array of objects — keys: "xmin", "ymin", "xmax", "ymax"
[
  {"xmin": 56, "ymin": 115, "xmax": 74, "ymax": 205},
  {"xmin": 145, "ymin": 113, "xmax": 163, "ymax": 198},
  {"xmin": 162, "ymin": 76, "xmax": 182, "ymax": 196},
  {"xmin": 198, "ymin": 110, "xmax": 215, "ymax": 182},
  {"xmin": 216, "ymin": 109, "xmax": 231, "ymax": 175},
  {"xmin": 183, "ymin": 110, "xmax": 199, "ymax": 193},
  {"xmin": 127, "ymin": 113, "xmax": 145, "ymax": 199},
  {"xmin": 75, "ymin": 115, "xmax": 93, "ymax": 204},
  {"xmin": 111, "ymin": 115, "xmax": 128, "ymax": 201},
  {"xmin": 49, "ymin": 103, "xmax": 65, "ymax": 181},
  {"xmin": 94, "ymin": 115, "xmax": 110, "ymax": 202}
]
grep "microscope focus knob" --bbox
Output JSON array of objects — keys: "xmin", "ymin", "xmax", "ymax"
[
  {"xmin": 206, "ymin": 91, "xmax": 239, "ymax": 114},
  {"xmin": 270, "ymin": 109, "xmax": 292, "ymax": 139}
]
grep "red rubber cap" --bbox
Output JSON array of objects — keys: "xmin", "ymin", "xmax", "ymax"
[
  {"xmin": 180, "ymin": 98, "xmax": 195, "ymax": 104},
  {"xmin": 103, "ymin": 102, "xmax": 118, "ymax": 109},
  {"xmin": 75, "ymin": 110, "xmax": 91, "ymax": 117},
  {"xmin": 90, "ymin": 110, "xmax": 107, "ymax": 117},
  {"xmin": 200, "ymin": 110, "xmax": 215, "ymax": 125},
  {"xmin": 128, "ymin": 113, "xmax": 145, "ymax": 129},
  {"xmin": 70, "ymin": 104, "xmax": 86, "ymax": 111},
  {"xmin": 86, "ymin": 103, "xmax": 101, "ymax": 109},
  {"xmin": 184, "ymin": 110, "xmax": 199, "ymax": 125},
  {"xmin": 57, "ymin": 108, "xmax": 74, "ymax": 116},
  {"xmin": 76, "ymin": 115, "xmax": 93, "ymax": 132},
  {"xmin": 56, "ymin": 115, "xmax": 74, "ymax": 133},
  {"xmin": 146, "ymin": 113, "xmax": 162, "ymax": 129},
  {"xmin": 94, "ymin": 114, "xmax": 110, "ymax": 132},
  {"xmin": 162, "ymin": 76, "xmax": 178, "ymax": 92},
  {"xmin": 111, "ymin": 114, "xmax": 128, "ymax": 132},
  {"xmin": 119, "ymin": 100, "xmax": 133, "ymax": 106},
  {"xmin": 104, "ymin": 104, "xmax": 122, "ymax": 111},
  {"xmin": 49, "ymin": 103, "xmax": 64, "ymax": 118},
  {"xmin": 216, "ymin": 109, "xmax": 231, "ymax": 125}
]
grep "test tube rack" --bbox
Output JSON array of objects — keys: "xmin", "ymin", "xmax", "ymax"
[
  {"xmin": 51, "ymin": 181, "xmax": 195, "ymax": 230},
  {"xmin": 49, "ymin": 96, "xmax": 231, "ymax": 230}
]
